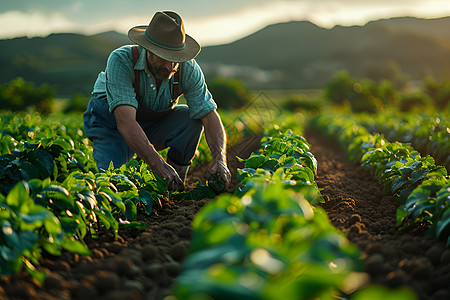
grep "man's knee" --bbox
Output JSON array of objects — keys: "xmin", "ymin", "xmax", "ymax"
[
  {"xmin": 92, "ymin": 136, "xmax": 134, "ymax": 172},
  {"xmin": 173, "ymin": 105, "xmax": 203, "ymax": 134}
]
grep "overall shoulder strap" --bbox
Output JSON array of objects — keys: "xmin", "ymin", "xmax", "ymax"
[
  {"xmin": 172, "ymin": 62, "xmax": 184, "ymax": 103},
  {"xmin": 132, "ymin": 46, "xmax": 140, "ymax": 101}
]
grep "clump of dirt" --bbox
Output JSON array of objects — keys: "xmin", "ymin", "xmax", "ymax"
[{"xmin": 305, "ymin": 128, "xmax": 450, "ymax": 300}]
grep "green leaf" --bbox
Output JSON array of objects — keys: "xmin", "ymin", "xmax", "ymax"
[
  {"xmin": 20, "ymin": 210, "xmax": 50, "ymax": 224},
  {"xmin": 436, "ymin": 209, "xmax": 450, "ymax": 239},
  {"xmin": 299, "ymin": 152, "xmax": 318, "ymax": 174},
  {"xmin": 148, "ymin": 172, "xmax": 169, "ymax": 196},
  {"xmin": 35, "ymin": 149, "xmax": 54, "ymax": 176},
  {"xmin": 93, "ymin": 208, "xmax": 111, "ymax": 230},
  {"xmin": 436, "ymin": 185, "xmax": 450, "ymax": 207},
  {"xmin": 137, "ymin": 189, "xmax": 153, "ymax": 215},
  {"xmin": 51, "ymin": 138, "xmax": 73, "ymax": 150},
  {"xmin": 2, "ymin": 226, "xmax": 40, "ymax": 255},
  {"xmin": 405, "ymin": 190, "xmax": 428, "ymax": 211},
  {"xmin": 43, "ymin": 214, "xmax": 62, "ymax": 237},
  {"xmin": 61, "ymin": 238, "xmax": 91, "ymax": 255},
  {"xmin": 20, "ymin": 162, "xmax": 39, "ymax": 181},
  {"xmin": 119, "ymin": 220, "xmax": 146, "ymax": 230},
  {"xmin": 410, "ymin": 200, "xmax": 435, "ymax": 219},
  {"xmin": 410, "ymin": 169, "xmax": 428, "ymax": 184},
  {"xmin": 124, "ymin": 199, "xmax": 137, "ymax": 221},
  {"xmin": 23, "ymin": 258, "xmax": 47, "ymax": 284},
  {"xmin": 391, "ymin": 176, "xmax": 408, "ymax": 193},
  {"xmin": 351, "ymin": 286, "xmax": 418, "ymax": 300},
  {"xmin": 187, "ymin": 185, "xmax": 217, "ymax": 200},
  {"xmin": 396, "ymin": 205, "xmax": 408, "ymax": 225},
  {"xmin": 207, "ymin": 173, "xmax": 226, "ymax": 194},
  {"xmin": 99, "ymin": 189, "xmax": 125, "ymax": 212},
  {"xmin": 59, "ymin": 216, "xmax": 80, "ymax": 236},
  {"xmin": 41, "ymin": 241, "xmax": 62, "ymax": 256},
  {"xmin": 23, "ymin": 142, "xmax": 40, "ymax": 150},
  {"xmin": 260, "ymin": 159, "xmax": 280, "ymax": 171},
  {"xmin": 76, "ymin": 190, "xmax": 97, "ymax": 210},
  {"xmin": 6, "ymin": 182, "xmax": 30, "ymax": 210},
  {"xmin": 244, "ymin": 155, "xmax": 268, "ymax": 169},
  {"xmin": 42, "ymin": 185, "xmax": 75, "ymax": 210}
]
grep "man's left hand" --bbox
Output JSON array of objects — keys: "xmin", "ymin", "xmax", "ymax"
[{"xmin": 210, "ymin": 160, "xmax": 231, "ymax": 191}]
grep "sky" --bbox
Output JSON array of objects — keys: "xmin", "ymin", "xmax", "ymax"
[{"xmin": 1, "ymin": 0, "xmax": 450, "ymax": 46}]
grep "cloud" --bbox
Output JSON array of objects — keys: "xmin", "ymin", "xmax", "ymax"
[
  {"xmin": 186, "ymin": 1, "xmax": 311, "ymax": 45},
  {"xmin": 187, "ymin": 0, "xmax": 450, "ymax": 45},
  {"xmin": 0, "ymin": 11, "xmax": 77, "ymax": 38}
]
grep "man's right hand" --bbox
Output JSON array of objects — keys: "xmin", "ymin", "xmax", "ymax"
[{"xmin": 154, "ymin": 162, "xmax": 185, "ymax": 191}]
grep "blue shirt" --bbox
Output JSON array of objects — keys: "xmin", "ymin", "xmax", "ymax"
[{"xmin": 92, "ymin": 45, "xmax": 217, "ymax": 119}]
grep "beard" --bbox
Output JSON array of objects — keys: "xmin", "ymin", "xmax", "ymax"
[
  {"xmin": 147, "ymin": 54, "xmax": 178, "ymax": 81},
  {"xmin": 150, "ymin": 65, "xmax": 175, "ymax": 80}
]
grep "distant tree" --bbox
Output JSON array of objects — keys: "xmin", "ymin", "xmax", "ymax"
[
  {"xmin": 324, "ymin": 70, "xmax": 399, "ymax": 113},
  {"xmin": 0, "ymin": 77, "xmax": 55, "ymax": 114},
  {"xmin": 281, "ymin": 95, "xmax": 322, "ymax": 113},
  {"xmin": 424, "ymin": 77, "xmax": 450, "ymax": 110},
  {"xmin": 398, "ymin": 92, "xmax": 433, "ymax": 113},
  {"xmin": 324, "ymin": 70, "xmax": 354, "ymax": 106},
  {"xmin": 207, "ymin": 77, "xmax": 251, "ymax": 110},
  {"xmin": 64, "ymin": 93, "xmax": 90, "ymax": 113},
  {"xmin": 363, "ymin": 60, "xmax": 409, "ymax": 89}
]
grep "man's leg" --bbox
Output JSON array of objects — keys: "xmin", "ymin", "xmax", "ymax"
[
  {"xmin": 83, "ymin": 94, "xmax": 135, "ymax": 171},
  {"xmin": 141, "ymin": 105, "xmax": 203, "ymax": 167},
  {"xmin": 91, "ymin": 131, "xmax": 135, "ymax": 172}
]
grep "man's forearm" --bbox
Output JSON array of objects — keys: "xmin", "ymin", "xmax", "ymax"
[
  {"xmin": 202, "ymin": 110, "xmax": 227, "ymax": 162},
  {"xmin": 117, "ymin": 119, "xmax": 165, "ymax": 169}
]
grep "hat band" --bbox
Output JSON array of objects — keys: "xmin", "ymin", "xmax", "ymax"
[{"xmin": 145, "ymin": 30, "xmax": 186, "ymax": 51}]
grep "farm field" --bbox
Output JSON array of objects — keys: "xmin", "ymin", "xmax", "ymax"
[
  {"xmin": 306, "ymin": 128, "xmax": 450, "ymax": 300},
  {"xmin": 0, "ymin": 107, "xmax": 448, "ymax": 300}
]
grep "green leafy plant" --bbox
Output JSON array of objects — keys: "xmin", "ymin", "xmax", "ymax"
[
  {"xmin": 0, "ymin": 182, "xmax": 90, "ymax": 283},
  {"xmin": 174, "ymin": 182, "xmax": 362, "ymax": 299},
  {"xmin": 313, "ymin": 112, "xmax": 449, "ymax": 246}
]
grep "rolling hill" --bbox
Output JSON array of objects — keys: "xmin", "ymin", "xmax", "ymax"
[{"xmin": 197, "ymin": 16, "xmax": 450, "ymax": 89}]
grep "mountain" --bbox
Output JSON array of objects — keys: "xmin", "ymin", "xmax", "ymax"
[
  {"xmin": 197, "ymin": 16, "xmax": 450, "ymax": 89},
  {"xmin": 0, "ymin": 16, "xmax": 450, "ymax": 96},
  {"xmin": 0, "ymin": 31, "xmax": 131, "ymax": 96}
]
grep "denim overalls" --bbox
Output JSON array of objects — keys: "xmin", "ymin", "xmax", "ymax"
[{"xmin": 83, "ymin": 92, "xmax": 203, "ymax": 172}]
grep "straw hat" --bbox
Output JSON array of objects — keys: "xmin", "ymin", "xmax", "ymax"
[{"xmin": 128, "ymin": 11, "xmax": 201, "ymax": 63}]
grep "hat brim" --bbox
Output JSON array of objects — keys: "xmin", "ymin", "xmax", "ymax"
[{"xmin": 128, "ymin": 25, "xmax": 201, "ymax": 63}]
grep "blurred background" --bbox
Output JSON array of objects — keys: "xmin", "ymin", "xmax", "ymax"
[{"xmin": 0, "ymin": 0, "xmax": 449, "ymax": 114}]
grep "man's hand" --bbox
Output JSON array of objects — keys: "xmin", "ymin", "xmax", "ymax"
[
  {"xmin": 210, "ymin": 159, "xmax": 231, "ymax": 191},
  {"xmin": 154, "ymin": 162, "xmax": 185, "ymax": 191}
]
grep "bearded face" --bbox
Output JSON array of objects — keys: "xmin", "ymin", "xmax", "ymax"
[{"xmin": 146, "ymin": 51, "xmax": 179, "ymax": 81}]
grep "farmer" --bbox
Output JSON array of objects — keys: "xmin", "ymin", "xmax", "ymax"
[{"xmin": 83, "ymin": 11, "xmax": 231, "ymax": 191}]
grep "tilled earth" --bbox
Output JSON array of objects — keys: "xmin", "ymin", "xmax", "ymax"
[
  {"xmin": 0, "ymin": 131, "xmax": 449, "ymax": 300},
  {"xmin": 305, "ymin": 128, "xmax": 450, "ymax": 300}
]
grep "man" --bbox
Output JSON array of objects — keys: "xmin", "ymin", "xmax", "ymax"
[{"xmin": 83, "ymin": 11, "xmax": 231, "ymax": 191}]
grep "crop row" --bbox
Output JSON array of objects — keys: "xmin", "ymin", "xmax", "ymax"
[
  {"xmin": 0, "ymin": 111, "xmax": 224, "ymax": 281},
  {"xmin": 311, "ymin": 113, "xmax": 450, "ymax": 246},
  {"xmin": 172, "ymin": 120, "xmax": 416, "ymax": 299},
  {"xmin": 349, "ymin": 112, "xmax": 449, "ymax": 171}
]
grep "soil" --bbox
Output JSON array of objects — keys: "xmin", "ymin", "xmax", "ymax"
[
  {"xmin": 0, "ymin": 130, "xmax": 449, "ymax": 300},
  {"xmin": 304, "ymin": 128, "xmax": 450, "ymax": 300}
]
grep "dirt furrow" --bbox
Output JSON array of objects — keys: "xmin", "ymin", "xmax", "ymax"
[{"xmin": 305, "ymin": 128, "xmax": 450, "ymax": 300}]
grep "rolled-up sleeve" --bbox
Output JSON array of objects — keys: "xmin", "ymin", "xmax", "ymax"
[
  {"xmin": 105, "ymin": 47, "xmax": 138, "ymax": 113},
  {"xmin": 182, "ymin": 60, "xmax": 217, "ymax": 119}
]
